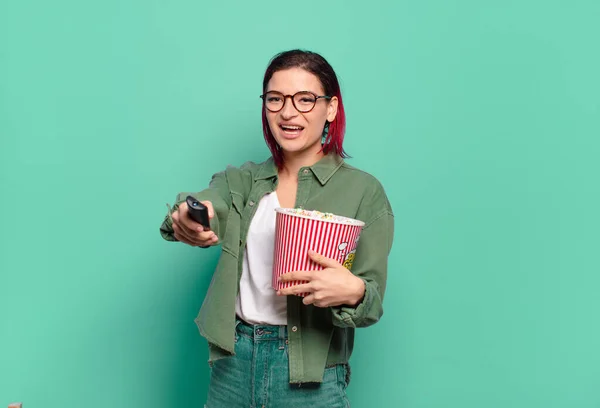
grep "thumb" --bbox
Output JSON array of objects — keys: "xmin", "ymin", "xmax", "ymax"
[
  {"xmin": 308, "ymin": 250, "xmax": 338, "ymax": 268},
  {"xmin": 201, "ymin": 200, "xmax": 214, "ymax": 218}
]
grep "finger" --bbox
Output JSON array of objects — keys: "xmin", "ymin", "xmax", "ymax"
[
  {"xmin": 177, "ymin": 206, "xmax": 204, "ymax": 235},
  {"xmin": 173, "ymin": 219, "xmax": 190, "ymax": 235},
  {"xmin": 174, "ymin": 230, "xmax": 195, "ymax": 246},
  {"xmin": 175, "ymin": 221, "xmax": 209, "ymax": 245},
  {"xmin": 278, "ymin": 283, "xmax": 312, "ymax": 296},
  {"xmin": 173, "ymin": 201, "xmax": 187, "ymax": 225},
  {"xmin": 197, "ymin": 230, "xmax": 216, "ymax": 241},
  {"xmin": 178, "ymin": 223, "xmax": 218, "ymax": 245},
  {"xmin": 171, "ymin": 208, "xmax": 184, "ymax": 229},
  {"xmin": 175, "ymin": 224, "xmax": 216, "ymax": 247},
  {"xmin": 308, "ymin": 250, "xmax": 340, "ymax": 268},
  {"xmin": 188, "ymin": 229, "xmax": 217, "ymax": 246},
  {"xmin": 205, "ymin": 234, "xmax": 219, "ymax": 245},
  {"xmin": 302, "ymin": 294, "xmax": 316, "ymax": 305},
  {"xmin": 279, "ymin": 271, "xmax": 314, "ymax": 283},
  {"xmin": 172, "ymin": 221, "xmax": 194, "ymax": 242},
  {"xmin": 195, "ymin": 230, "xmax": 218, "ymax": 246},
  {"xmin": 311, "ymin": 292, "xmax": 330, "ymax": 308}
]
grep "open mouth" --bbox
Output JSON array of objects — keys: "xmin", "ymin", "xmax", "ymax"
[{"xmin": 280, "ymin": 124, "xmax": 305, "ymax": 137}]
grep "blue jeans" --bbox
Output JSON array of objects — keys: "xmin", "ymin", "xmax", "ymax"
[{"xmin": 205, "ymin": 319, "xmax": 351, "ymax": 408}]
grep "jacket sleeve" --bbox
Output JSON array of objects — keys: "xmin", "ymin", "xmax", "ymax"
[
  {"xmin": 330, "ymin": 181, "xmax": 395, "ymax": 328},
  {"xmin": 159, "ymin": 169, "xmax": 233, "ymax": 244}
]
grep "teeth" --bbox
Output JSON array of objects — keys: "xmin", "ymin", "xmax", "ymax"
[{"xmin": 282, "ymin": 125, "xmax": 302, "ymax": 130}]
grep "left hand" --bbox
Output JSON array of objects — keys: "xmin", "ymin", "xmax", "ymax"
[{"xmin": 277, "ymin": 250, "xmax": 366, "ymax": 308}]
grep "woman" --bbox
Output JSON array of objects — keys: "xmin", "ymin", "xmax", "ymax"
[{"xmin": 160, "ymin": 49, "xmax": 394, "ymax": 408}]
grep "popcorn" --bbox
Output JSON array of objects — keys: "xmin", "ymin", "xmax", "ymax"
[
  {"xmin": 277, "ymin": 208, "xmax": 364, "ymax": 227},
  {"xmin": 272, "ymin": 207, "xmax": 365, "ymax": 295},
  {"xmin": 288, "ymin": 208, "xmax": 335, "ymax": 220}
]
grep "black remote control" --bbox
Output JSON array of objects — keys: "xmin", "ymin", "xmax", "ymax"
[{"xmin": 186, "ymin": 195, "xmax": 211, "ymax": 230}]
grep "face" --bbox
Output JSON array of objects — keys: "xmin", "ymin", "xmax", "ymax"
[{"xmin": 265, "ymin": 68, "xmax": 338, "ymax": 159}]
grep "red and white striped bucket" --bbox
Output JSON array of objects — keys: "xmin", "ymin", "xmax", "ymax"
[{"xmin": 272, "ymin": 208, "xmax": 365, "ymax": 295}]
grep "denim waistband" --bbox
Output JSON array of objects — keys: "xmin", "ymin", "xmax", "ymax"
[{"xmin": 236, "ymin": 318, "xmax": 288, "ymax": 341}]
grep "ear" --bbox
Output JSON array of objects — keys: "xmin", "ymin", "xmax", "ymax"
[{"xmin": 326, "ymin": 96, "xmax": 338, "ymax": 123}]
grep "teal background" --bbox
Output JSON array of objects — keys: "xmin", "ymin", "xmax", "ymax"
[{"xmin": 1, "ymin": 0, "xmax": 599, "ymax": 407}]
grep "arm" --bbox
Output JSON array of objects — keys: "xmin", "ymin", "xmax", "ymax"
[
  {"xmin": 329, "ymin": 178, "xmax": 395, "ymax": 328},
  {"xmin": 160, "ymin": 169, "xmax": 233, "ymax": 244},
  {"xmin": 277, "ymin": 180, "xmax": 395, "ymax": 328},
  {"xmin": 329, "ymin": 209, "xmax": 394, "ymax": 328}
]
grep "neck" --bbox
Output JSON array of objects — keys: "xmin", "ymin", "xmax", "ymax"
[{"xmin": 279, "ymin": 147, "xmax": 325, "ymax": 179}]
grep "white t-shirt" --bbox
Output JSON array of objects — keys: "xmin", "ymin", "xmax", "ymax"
[{"xmin": 235, "ymin": 192, "xmax": 287, "ymax": 325}]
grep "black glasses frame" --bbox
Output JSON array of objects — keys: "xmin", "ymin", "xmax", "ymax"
[{"xmin": 260, "ymin": 91, "xmax": 332, "ymax": 113}]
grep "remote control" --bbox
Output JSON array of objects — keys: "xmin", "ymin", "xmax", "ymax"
[{"xmin": 186, "ymin": 195, "xmax": 211, "ymax": 230}]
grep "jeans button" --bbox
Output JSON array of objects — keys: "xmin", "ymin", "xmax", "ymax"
[{"xmin": 256, "ymin": 328, "xmax": 264, "ymax": 336}]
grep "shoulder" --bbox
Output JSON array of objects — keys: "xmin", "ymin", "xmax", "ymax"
[
  {"xmin": 239, "ymin": 158, "xmax": 270, "ymax": 173},
  {"xmin": 335, "ymin": 161, "xmax": 394, "ymax": 225},
  {"xmin": 209, "ymin": 157, "xmax": 272, "ymax": 197},
  {"xmin": 338, "ymin": 162, "xmax": 384, "ymax": 185},
  {"xmin": 219, "ymin": 158, "xmax": 266, "ymax": 174},
  {"xmin": 212, "ymin": 157, "xmax": 272, "ymax": 180},
  {"xmin": 340, "ymin": 162, "xmax": 392, "ymax": 207}
]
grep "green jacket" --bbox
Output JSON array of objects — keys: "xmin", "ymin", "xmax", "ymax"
[{"xmin": 159, "ymin": 153, "xmax": 394, "ymax": 384}]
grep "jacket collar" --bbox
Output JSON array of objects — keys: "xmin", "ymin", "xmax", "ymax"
[
  {"xmin": 309, "ymin": 153, "xmax": 345, "ymax": 185},
  {"xmin": 254, "ymin": 154, "xmax": 345, "ymax": 186}
]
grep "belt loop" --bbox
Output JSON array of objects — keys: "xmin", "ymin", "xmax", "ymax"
[
  {"xmin": 278, "ymin": 325, "xmax": 286, "ymax": 350},
  {"xmin": 234, "ymin": 319, "xmax": 242, "ymax": 343}
]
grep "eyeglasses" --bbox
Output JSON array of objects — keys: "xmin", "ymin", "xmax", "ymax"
[{"xmin": 260, "ymin": 91, "xmax": 332, "ymax": 113}]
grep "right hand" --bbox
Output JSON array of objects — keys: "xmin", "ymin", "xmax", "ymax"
[{"xmin": 171, "ymin": 200, "xmax": 218, "ymax": 247}]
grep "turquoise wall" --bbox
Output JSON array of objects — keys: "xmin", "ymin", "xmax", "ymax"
[{"xmin": 1, "ymin": 1, "xmax": 599, "ymax": 407}]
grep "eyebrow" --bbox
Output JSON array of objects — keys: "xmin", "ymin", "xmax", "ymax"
[{"xmin": 266, "ymin": 89, "xmax": 322, "ymax": 95}]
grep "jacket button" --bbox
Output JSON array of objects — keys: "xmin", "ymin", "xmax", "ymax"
[
  {"xmin": 291, "ymin": 326, "xmax": 298, "ymax": 332},
  {"xmin": 249, "ymin": 200, "xmax": 255, "ymax": 206},
  {"xmin": 302, "ymin": 169, "xmax": 309, "ymax": 175}
]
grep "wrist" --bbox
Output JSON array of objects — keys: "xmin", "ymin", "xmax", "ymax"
[{"xmin": 348, "ymin": 277, "xmax": 366, "ymax": 306}]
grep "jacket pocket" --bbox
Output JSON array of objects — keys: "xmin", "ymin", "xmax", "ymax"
[
  {"xmin": 231, "ymin": 192, "xmax": 245, "ymax": 215},
  {"xmin": 221, "ymin": 193, "xmax": 244, "ymax": 256}
]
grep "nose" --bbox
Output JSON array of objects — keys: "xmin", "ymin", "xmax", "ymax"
[{"xmin": 280, "ymin": 95, "xmax": 299, "ymax": 119}]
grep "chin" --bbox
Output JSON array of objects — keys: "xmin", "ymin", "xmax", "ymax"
[
  {"xmin": 276, "ymin": 136, "xmax": 314, "ymax": 152},
  {"xmin": 277, "ymin": 137, "xmax": 303, "ymax": 150},
  {"xmin": 279, "ymin": 140, "xmax": 321, "ymax": 159}
]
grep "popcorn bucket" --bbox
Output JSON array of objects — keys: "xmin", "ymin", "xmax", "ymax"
[{"xmin": 272, "ymin": 208, "xmax": 365, "ymax": 295}]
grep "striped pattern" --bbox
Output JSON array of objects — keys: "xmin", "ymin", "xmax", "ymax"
[{"xmin": 272, "ymin": 211, "xmax": 363, "ymax": 296}]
